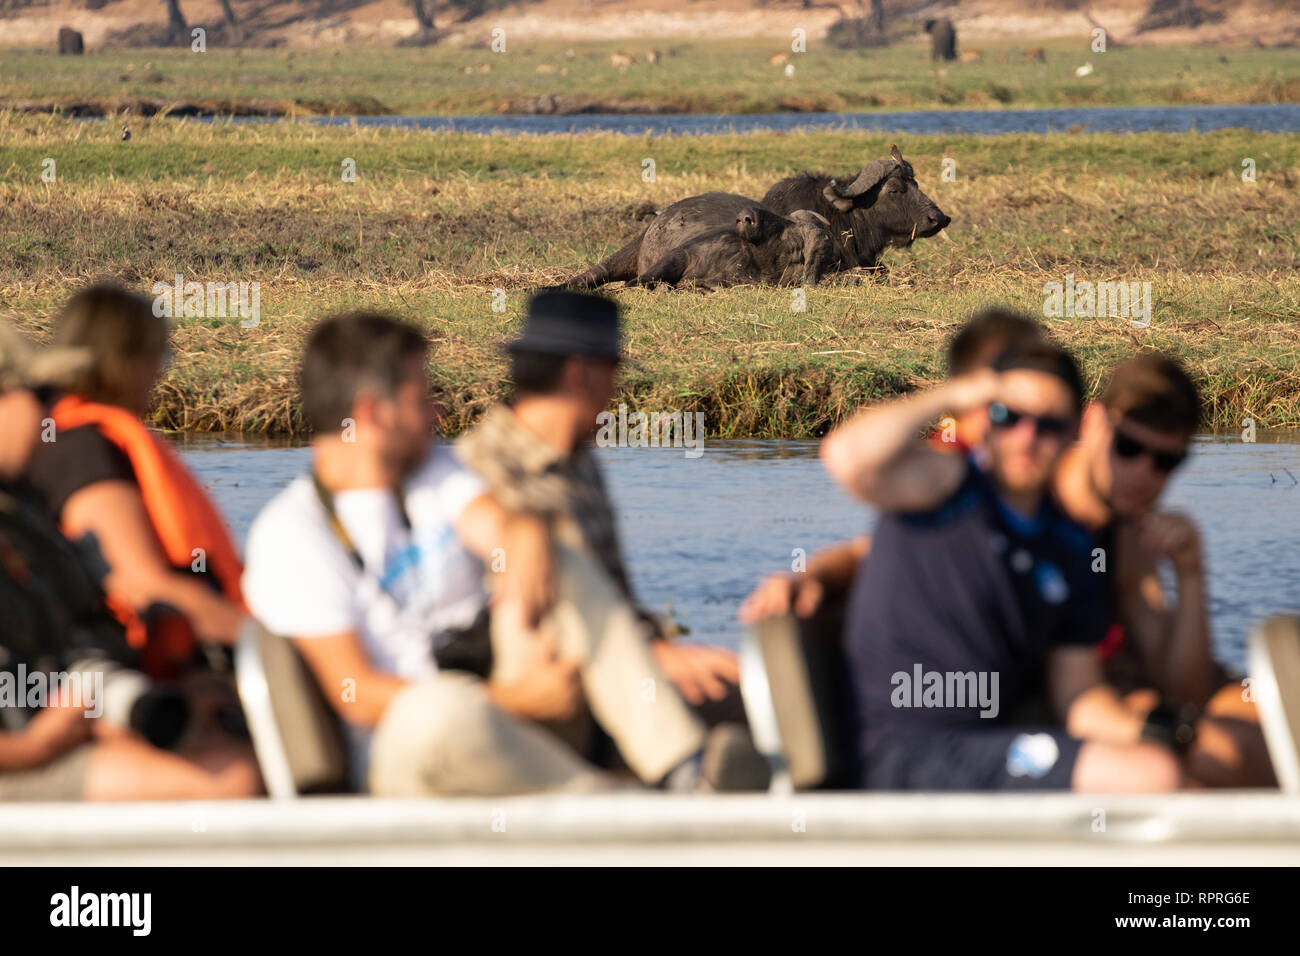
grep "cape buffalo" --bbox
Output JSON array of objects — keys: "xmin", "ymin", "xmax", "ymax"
[
  {"xmin": 569, "ymin": 192, "xmax": 833, "ymax": 289},
  {"xmin": 760, "ymin": 144, "xmax": 950, "ymax": 272},
  {"xmin": 924, "ymin": 18, "xmax": 956, "ymax": 62},
  {"xmin": 640, "ymin": 207, "xmax": 833, "ymax": 289}
]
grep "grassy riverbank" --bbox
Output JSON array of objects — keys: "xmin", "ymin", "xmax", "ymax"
[
  {"xmin": 1, "ymin": 40, "xmax": 1299, "ymax": 116},
  {"xmin": 1, "ymin": 114, "xmax": 1297, "ymax": 435}
]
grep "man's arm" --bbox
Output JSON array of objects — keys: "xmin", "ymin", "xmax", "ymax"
[
  {"xmin": 1123, "ymin": 513, "xmax": 1214, "ymax": 707},
  {"xmin": 738, "ymin": 535, "xmax": 871, "ymax": 623},
  {"xmin": 291, "ymin": 631, "xmax": 409, "ymax": 728},
  {"xmin": 808, "ymin": 535, "xmax": 872, "ymax": 591},
  {"xmin": 483, "ymin": 625, "xmax": 582, "ymax": 722},
  {"xmin": 0, "ymin": 701, "xmax": 91, "ymax": 772},
  {"xmin": 454, "ymin": 492, "xmax": 555, "ymax": 629},
  {"xmin": 650, "ymin": 641, "xmax": 741, "ymax": 705},
  {"xmin": 61, "ymin": 481, "xmax": 245, "ymax": 643},
  {"xmin": 1048, "ymin": 645, "xmax": 1144, "ymax": 745},
  {"xmin": 821, "ymin": 372, "xmax": 996, "ymax": 511},
  {"xmin": 291, "ymin": 626, "xmax": 581, "ymax": 727}
]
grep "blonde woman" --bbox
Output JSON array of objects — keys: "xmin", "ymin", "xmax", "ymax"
[
  {"xmin": 26, "ymin": 284, "xmax": 246, "ymax": 680},
  {"xmin": 1, "ymin": 322, "xmax": 259, "ymax": 800}
]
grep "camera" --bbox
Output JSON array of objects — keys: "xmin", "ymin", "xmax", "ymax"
[
  {"xmin": 431, "ymin": 607, "xmax": 494, "ymax": 679},
  {"xmin": 68, "ymin": 657, "xmax": 191, "ymax": 751}
]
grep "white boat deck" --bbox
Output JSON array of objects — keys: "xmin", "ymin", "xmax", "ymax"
[{"xmin": 2, "ymin": 792, "xmax": 1299, "ymax": 865}]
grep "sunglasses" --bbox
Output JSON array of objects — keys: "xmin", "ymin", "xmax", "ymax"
[
  {"xmin": 987, "ymin": 401, "xmax": 1072, "ymax": 437},
  {"xmin": 1112, "ymin": 430, "xmax": 1187, "ymax": 473}
]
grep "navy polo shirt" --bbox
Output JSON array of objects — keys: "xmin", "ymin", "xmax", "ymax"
[{"xmin": 845, "ymin": 458, "xmax": 1107, "ymax": 777}]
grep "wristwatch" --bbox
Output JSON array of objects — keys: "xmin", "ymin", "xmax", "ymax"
[{"xmin": 1140, "ymin": 703, "xmax": 1199, "ymax": 753}]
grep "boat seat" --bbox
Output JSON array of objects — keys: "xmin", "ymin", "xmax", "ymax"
[
  {"xmin": 1248, "ymin": 614, "xmax": 1300, "ymax": 794},
  {"xmin": 235, "ymin": 618, "xmax": 349, "ymax": 799},
  {"xmin": 741, "ymin": 594, "xmax": 858, "ymax": 791}
]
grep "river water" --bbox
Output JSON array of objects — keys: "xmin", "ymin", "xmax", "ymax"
[
  {"xmin": 182, "ymin": 434, "xmax": 1300, "ymax": 674},
  {"xmin": 306, "ymin": 103, "xmax": 1300, "ymax": 136}
]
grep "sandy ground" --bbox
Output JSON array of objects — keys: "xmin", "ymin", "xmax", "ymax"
[{"xmin": 0, "ymin": 0, "xmax": 1296, "ymax": 49}]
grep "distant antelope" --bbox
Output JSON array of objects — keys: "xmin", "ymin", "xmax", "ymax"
[
  {"xmin": 767, "ymin": 51, "xmax": 790, "ymax": 67},
  {"xmin": 959, "ymin": 49, "xmax": 983, "ymax": 63},
  {"xmin": 610, "ymin": 51, "xmax": 634, "ymax": 70},
  {"xmin": 1023, "ymin": 47, "xmax": 1046, "ymax": 63}
]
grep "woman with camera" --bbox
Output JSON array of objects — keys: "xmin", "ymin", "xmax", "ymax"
[
  {"xmin": 0, "ymin": 322, "xmax": 260, "ymax": 801},
  {"xmin": 23, "ymin": 284, "xmax": 247, "ymax": 681}
]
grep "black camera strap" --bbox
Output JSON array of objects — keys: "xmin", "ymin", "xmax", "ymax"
[
  {"xmin": 309, "ymin": 471, "xmax": 493, "ymax": 676},
  {"xmin": 310, "ymin": 471, "xmax": 412, "ymax": 603}
]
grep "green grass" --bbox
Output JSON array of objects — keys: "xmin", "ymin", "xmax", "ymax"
[
  {"xmin": 1, "ymin": 114, "xmax": 1297, "ymax": 435},
  {"xmin": 1, "ymin": 39, "xmax": 1298, "ymax": 115}
]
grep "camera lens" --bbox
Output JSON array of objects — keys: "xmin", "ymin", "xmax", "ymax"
[{"xmin": 128, "ymin": 688, "xmax": 191, "ymax": 751}]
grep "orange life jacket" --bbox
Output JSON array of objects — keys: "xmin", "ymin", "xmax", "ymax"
[{"xmin": 49, "ymin": 396, "xmax": 244, "ymax": 677}]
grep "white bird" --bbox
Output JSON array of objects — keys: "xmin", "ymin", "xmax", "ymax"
[
  {"xmin": 1075, "ymin": 62, "xmax": 1094, "ymax": 77},
  {"xmin": 120, "ymin": 125, "xmax": 131, "ymax": 141},
  {"xmin": 784, "ymin": 63, "xmax": 795, "ymax": 78}
]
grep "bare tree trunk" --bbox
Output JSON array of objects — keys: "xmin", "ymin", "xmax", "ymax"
[
  {"xmin": 165, "ymin": 0, "xmax": 188, "ymax": 45},
  {"xmin": 852, "ymin": 0, "xmax": 868, "ymax": 45},
  {"xmin": 217, "ymin": 0, "xmax": 243, "ymax": 43},
  {"xmin": 411, "ymin": 0, "xmax": 434, "ymax": 31}
]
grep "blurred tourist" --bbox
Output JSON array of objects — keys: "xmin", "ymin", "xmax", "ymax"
[
  {"xmin": 1053, "ymin": 353, "xmax": 1273, "ymax": 786},
  {"xmin": 24, "ymin": 284, "xmax": 246, "ymax": 681},
  {"xmin": 740, "ymin": 306, "xmax": 1044, "ymax": 624},
  {"xmin": 242, "ymin": 310, "xmax": 764, "ymax": 795},
  {"xmin": 0, "ymin": 322, "xmax": 260, "ymax": 801},
  {"xmin": 824, "ymin": 339, "xmax": 1183, "ymax": 791},
  {"xmin": 458, "ymin": 290, "xmax": 743, "ymax": 718}
]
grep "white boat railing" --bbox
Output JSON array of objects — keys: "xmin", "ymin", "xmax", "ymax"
[
  {"xmin": 1, "ymin": 792, "xmax": 1298, "ymax": 865},
  {"xmin": 7, "ymin": 616, "xmax": 1296, "ymax": 864}
]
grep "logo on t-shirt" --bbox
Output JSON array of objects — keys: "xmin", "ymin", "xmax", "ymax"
[
  {"xmin": 1006, "ymin": 732, "xmax": 1060, "ymax": 778},
  {"xmin": 1034, "ymin": 561, "xmax": 1070, "ymax": 605}
]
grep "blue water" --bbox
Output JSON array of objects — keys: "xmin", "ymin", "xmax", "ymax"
[
  {"xmin": 182, "ymin": 435, "xmax": 1300, "ymax": 673},
  {"xmin": 302, "ymin": 104, "xmax": 1300, "ymax": 136}
]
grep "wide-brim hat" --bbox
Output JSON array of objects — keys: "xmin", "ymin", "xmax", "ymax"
[
  {"xmin": 506, "ymin": 290, "xmax": 622, "ymax": 360},
  {"xmin": 0, "ymin": 321, "xmax": 93, "ymax": 392}
]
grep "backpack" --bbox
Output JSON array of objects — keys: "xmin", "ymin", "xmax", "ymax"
[{"xmin": 0, "ymin": 485, "xmax": 134, "ymax": 726}]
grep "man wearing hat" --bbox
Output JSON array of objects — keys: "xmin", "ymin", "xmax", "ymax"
[
  {"xmin": 244, "ymin": 304, "xmax": 762, "ymax": 795},
  {"xmin": 458, "ymin": 290, "xmax": 764, "ymax": 788}
]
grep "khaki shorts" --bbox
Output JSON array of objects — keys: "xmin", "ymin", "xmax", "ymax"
[{"xmin": 0, "ymin": 743, "xmax": 92, "ymax": 802}]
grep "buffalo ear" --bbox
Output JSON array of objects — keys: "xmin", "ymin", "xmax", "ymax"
[
  {"xmin": 822, "ymin": 182, "xmax": 856, "ymax": 212},
  {"xmin": 890, "ymin": 143, "xmax": 905, "ymax": 165}
]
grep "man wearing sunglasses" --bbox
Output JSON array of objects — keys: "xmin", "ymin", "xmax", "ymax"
[
  {"xmin": 739, "ymin": 307, "xmax": 1044, "ymax": 625},
  {"xmin": 824, "ymin": 340, "xmax": 1183, "ymax": 791},
  {"xmin": 1052, "ymin": 354, "xmax": 1273, "ymax": 786}
]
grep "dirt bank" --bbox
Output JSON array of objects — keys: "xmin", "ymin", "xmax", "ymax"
[{"xmin": 2, "ymin": 0, "xmax": 1296, "ymax": 51}]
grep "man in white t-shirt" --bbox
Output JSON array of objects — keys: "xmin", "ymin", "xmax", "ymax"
[
  {"xmin": 243, "ymin": 311, "xmax": 727, "ymax": 795},
  {"xmin": 247, "ymin": 443, "xmax": 489, "ymax": 685}
]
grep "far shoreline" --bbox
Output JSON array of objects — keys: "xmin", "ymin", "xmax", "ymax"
[
  {"xmin": 3, "ymin": 39, "xmax": 1298, "ymax": 119},
  {"xmin": 10, "ymin": 101, "xmax": 1300, "ymax": 126}
]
